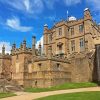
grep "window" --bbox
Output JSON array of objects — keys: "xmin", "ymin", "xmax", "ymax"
[
  {"xmin": 59, "ymin": 28, "xmax": 62, "ymax": 35},
  {"xmin": 57, "ymin": 63, "xmax": 60, "ymax": 70},
  {"xmin": 70, "ymin": 27, "xmax": 74, "ymax": 35},
  {"xmin": 48, "ymin": 34, "xmax": 52, "ymax": 43},
  {"xmin": 38, "ymin": 63, "xmax": 42, "ymax": 67},
  {"xmin": 79, "ymin": 25, "xmax": 84, "ymax": 32},
  {"xmin": 80, "ymin": 38, "xmax": 84, "ymax": 51},
  {"xmin": 71, "ymin": 40, "xmax": 75, "ymax": 52},
  {"xmin": 80, "ymin": 38, "xmax": 84, "ymax": 48}
]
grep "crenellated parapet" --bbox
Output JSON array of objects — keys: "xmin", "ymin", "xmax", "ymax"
[
  {"xmin": 0, "ymin": 53, "xmax": 11, "ymax": 59},
  {"xmin": 33, "ymin": 53, "xmax": 70, "ymax": 63},
  {"xmin": 11, "ymin": 47, "xmax": 32, "ymax": 55}
]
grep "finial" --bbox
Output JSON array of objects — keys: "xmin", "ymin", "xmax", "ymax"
[
  {"xmin": 44, "ymin": 24, "xmax": 48, "ymax": 27},
  {"xmin": 84, "ymin": 8, "xmax": 89, "ymax": 11}
]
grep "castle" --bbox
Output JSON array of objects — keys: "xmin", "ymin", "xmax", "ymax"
[{"xmin": 0, "ymin": 8, "xmax": 100, "ymax": 88}]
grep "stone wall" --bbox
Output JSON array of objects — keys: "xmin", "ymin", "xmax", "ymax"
[{"xmin": 70, "ymin": 52, "xmax": 94, "ymax": 82}]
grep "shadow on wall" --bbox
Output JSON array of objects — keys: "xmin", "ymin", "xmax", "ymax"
[{"xmin": 92, "ymin": 45, "xmax": 100, "ymax": 85}]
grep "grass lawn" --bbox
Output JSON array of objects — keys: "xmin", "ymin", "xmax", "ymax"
[
  {"xmin": 37, "ymin": 91, "xmax": 100, "ymax": 100},
  {"xmin": 24, "ymin": 82, "xmax": 97, "ymax": 93},
  {"xmin": 0, "ymin": 92, "xmax": 16, "ymax": 98}
]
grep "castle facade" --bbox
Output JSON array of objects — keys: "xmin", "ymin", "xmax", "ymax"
[{"xmin": 0, "ymin": 8, "xmax": 100, "ymax": 88}]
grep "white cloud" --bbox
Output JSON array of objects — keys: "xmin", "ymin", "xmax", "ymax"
[
  {"xmin": 24, "ymin": 0, "xmax": 30, "ymax": 11},
  {"xmin": 0, "ymin": 0, "xmax": 82, "ymax": 16},
  {"xmin": 87, "ymin": 0, "xmax": 100, "ymax": 10},
  {"xmin": 64, "ymin": 0, "xmax": 81, "ymax": 6},
  {"xmin": 0, "ymin": 42, "xmax": 11, "ymax": 54},
  {"xmin": 86, "ymin": 0, "xmax": 100, "ymax": 23},
  {"xmin": 0, "ymin": 0, "xmax": 44, "ymax": 15},
  {"xmin": 6, "ymin": 17, "xmax": 32, "ymax": 32},
  {"xmin": 36, "ymin": 36, "xmax": 43, "ymax": 49},
  {"xmin": 43, "ymin": 0, "xmax": 58, "ymax": 9}
]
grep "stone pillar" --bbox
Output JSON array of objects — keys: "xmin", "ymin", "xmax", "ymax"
[
  {"xmin": 48, "ymin": 46, "xmax": 52, "ymax": 59},
  {"xmin": 2, "ymin": 45, "xmax": 5, "ymax": 55},
  {"xmin": 32, "ymin": 36, "xmax": 36, "ymax": 56},
  {"xmin": 43, "ymin": 24, "xmax": 48, "ymax": 56}
]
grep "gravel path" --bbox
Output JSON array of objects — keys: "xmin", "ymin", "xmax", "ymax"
[{"xmin": 1, "ymin": 87, "xmax": 100, "ymax": 100}]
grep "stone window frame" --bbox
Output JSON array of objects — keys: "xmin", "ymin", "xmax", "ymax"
[
  {"xmin": 58, "ymin": 27, "xmax": 62, "ymax": 36},
  {"xmin": 79, "ymin": 24, "xmax": 84, "ymax": 33},
  {"xmin": 80, "ymin": 38, "xmax": 84, "ymax": 48},
  {"xmin": 48, "ymin": 33, "xmax": 52, "ymax": 43},
  {"xmin": 71, "ymin": 40, "xmax": 75, "ymax": 52},
  {"xmin": 70, "ymin": 27, "xmax": 74, "ymax": 35}
]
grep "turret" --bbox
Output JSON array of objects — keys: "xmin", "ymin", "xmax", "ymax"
[
  {"xmin": 38, "ymin": 42, "xmax": 41, "ymax": 55},
  {"xmin": 2, "ymin": 45, "xmax": 5, "ymax": 55},
  {"xmin": 43, "ymin": 24, "xmax": 48, "ymax": 55},
  {"xmin": 32, "ymin": 36, "xmax": 36, "ymax": 56},
  {"xmin": 23, "ymin": 39, "xmax": 26, "ymax": 50},
  {"xmin": 44, "ymin": 24, "xmax": 48, "ymax": 31},
  {"xmin": 84, "ymin": 8, "xmax": 92, "ymax": 20}
]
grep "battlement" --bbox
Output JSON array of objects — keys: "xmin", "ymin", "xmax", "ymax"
[
  {"xmin": 33, "ymin": 54, "xmax": 70, "ymax": 63},
  {"xmin": 11, "ymin": 47, "xmax": 32, "ymax": 55},
  {"xmin": 0, "ymin": 53, "xmax": 11, "ymax": 59}
]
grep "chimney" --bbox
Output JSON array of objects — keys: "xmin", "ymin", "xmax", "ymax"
[
  {"xmin": 38, "ymin": 42, "xmax": 41, "ymax": 55},
  {"xmin": 23, "ymin": 39, "xmax": 26, "ymax": 50},
  {"xmin": 2, "ymin": 45, "xmax": 5, "ymax": 55},
  {"xmin": 32, "ymin": 36, "xmax": 36, "ymax": 56}
]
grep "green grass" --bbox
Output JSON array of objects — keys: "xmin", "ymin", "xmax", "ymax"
[
  {"xmin": 0, "ymin": 92, "xmax": 16, "ymax": 98},
  {"xmin": 37, "ymin": 91, "xmax": 100, "ymax": 100},
  {"xmin": 24, "ymin": 82, "xmax": 97, "ymax": 93}
]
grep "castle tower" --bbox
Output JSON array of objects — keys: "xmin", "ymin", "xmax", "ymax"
[
  {"xmin": 2, "ymin": 45, "xmax": 5, "ymax": 55},
  {"xmin": 32, "ymin": 36, "xmax": 36, "ymax": 56},
  {"xmin": 38, "ymin": 42, "xmax": 41, "ymax": 55},
  {"xmin": 84, "ymin": 8, "xmax": 92, "ymax": 20},
  {"xmin": 23, "ymin": 39, "xmax": 26, "ymax": 51},
  {"xmin": 43, "ymin": 24, "xmax": 48, "ymax": 55},
  {"xmin": 84, "ymin": 8, "xmax": 94, "ymax": 51}
]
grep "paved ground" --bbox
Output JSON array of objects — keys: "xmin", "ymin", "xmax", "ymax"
[{"xmin": 1, "ymin": 87, "xmax": 100, "ymax": 100}]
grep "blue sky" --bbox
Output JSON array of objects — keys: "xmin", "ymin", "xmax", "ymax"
[{"xmin": 0, "ymin": 0, "xmax": 100, "ymax": 53}]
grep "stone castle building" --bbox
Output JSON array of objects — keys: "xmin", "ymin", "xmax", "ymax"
[{"xmin": 0, "ymin": 8, "xmax": 100, "ymax": 88}]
